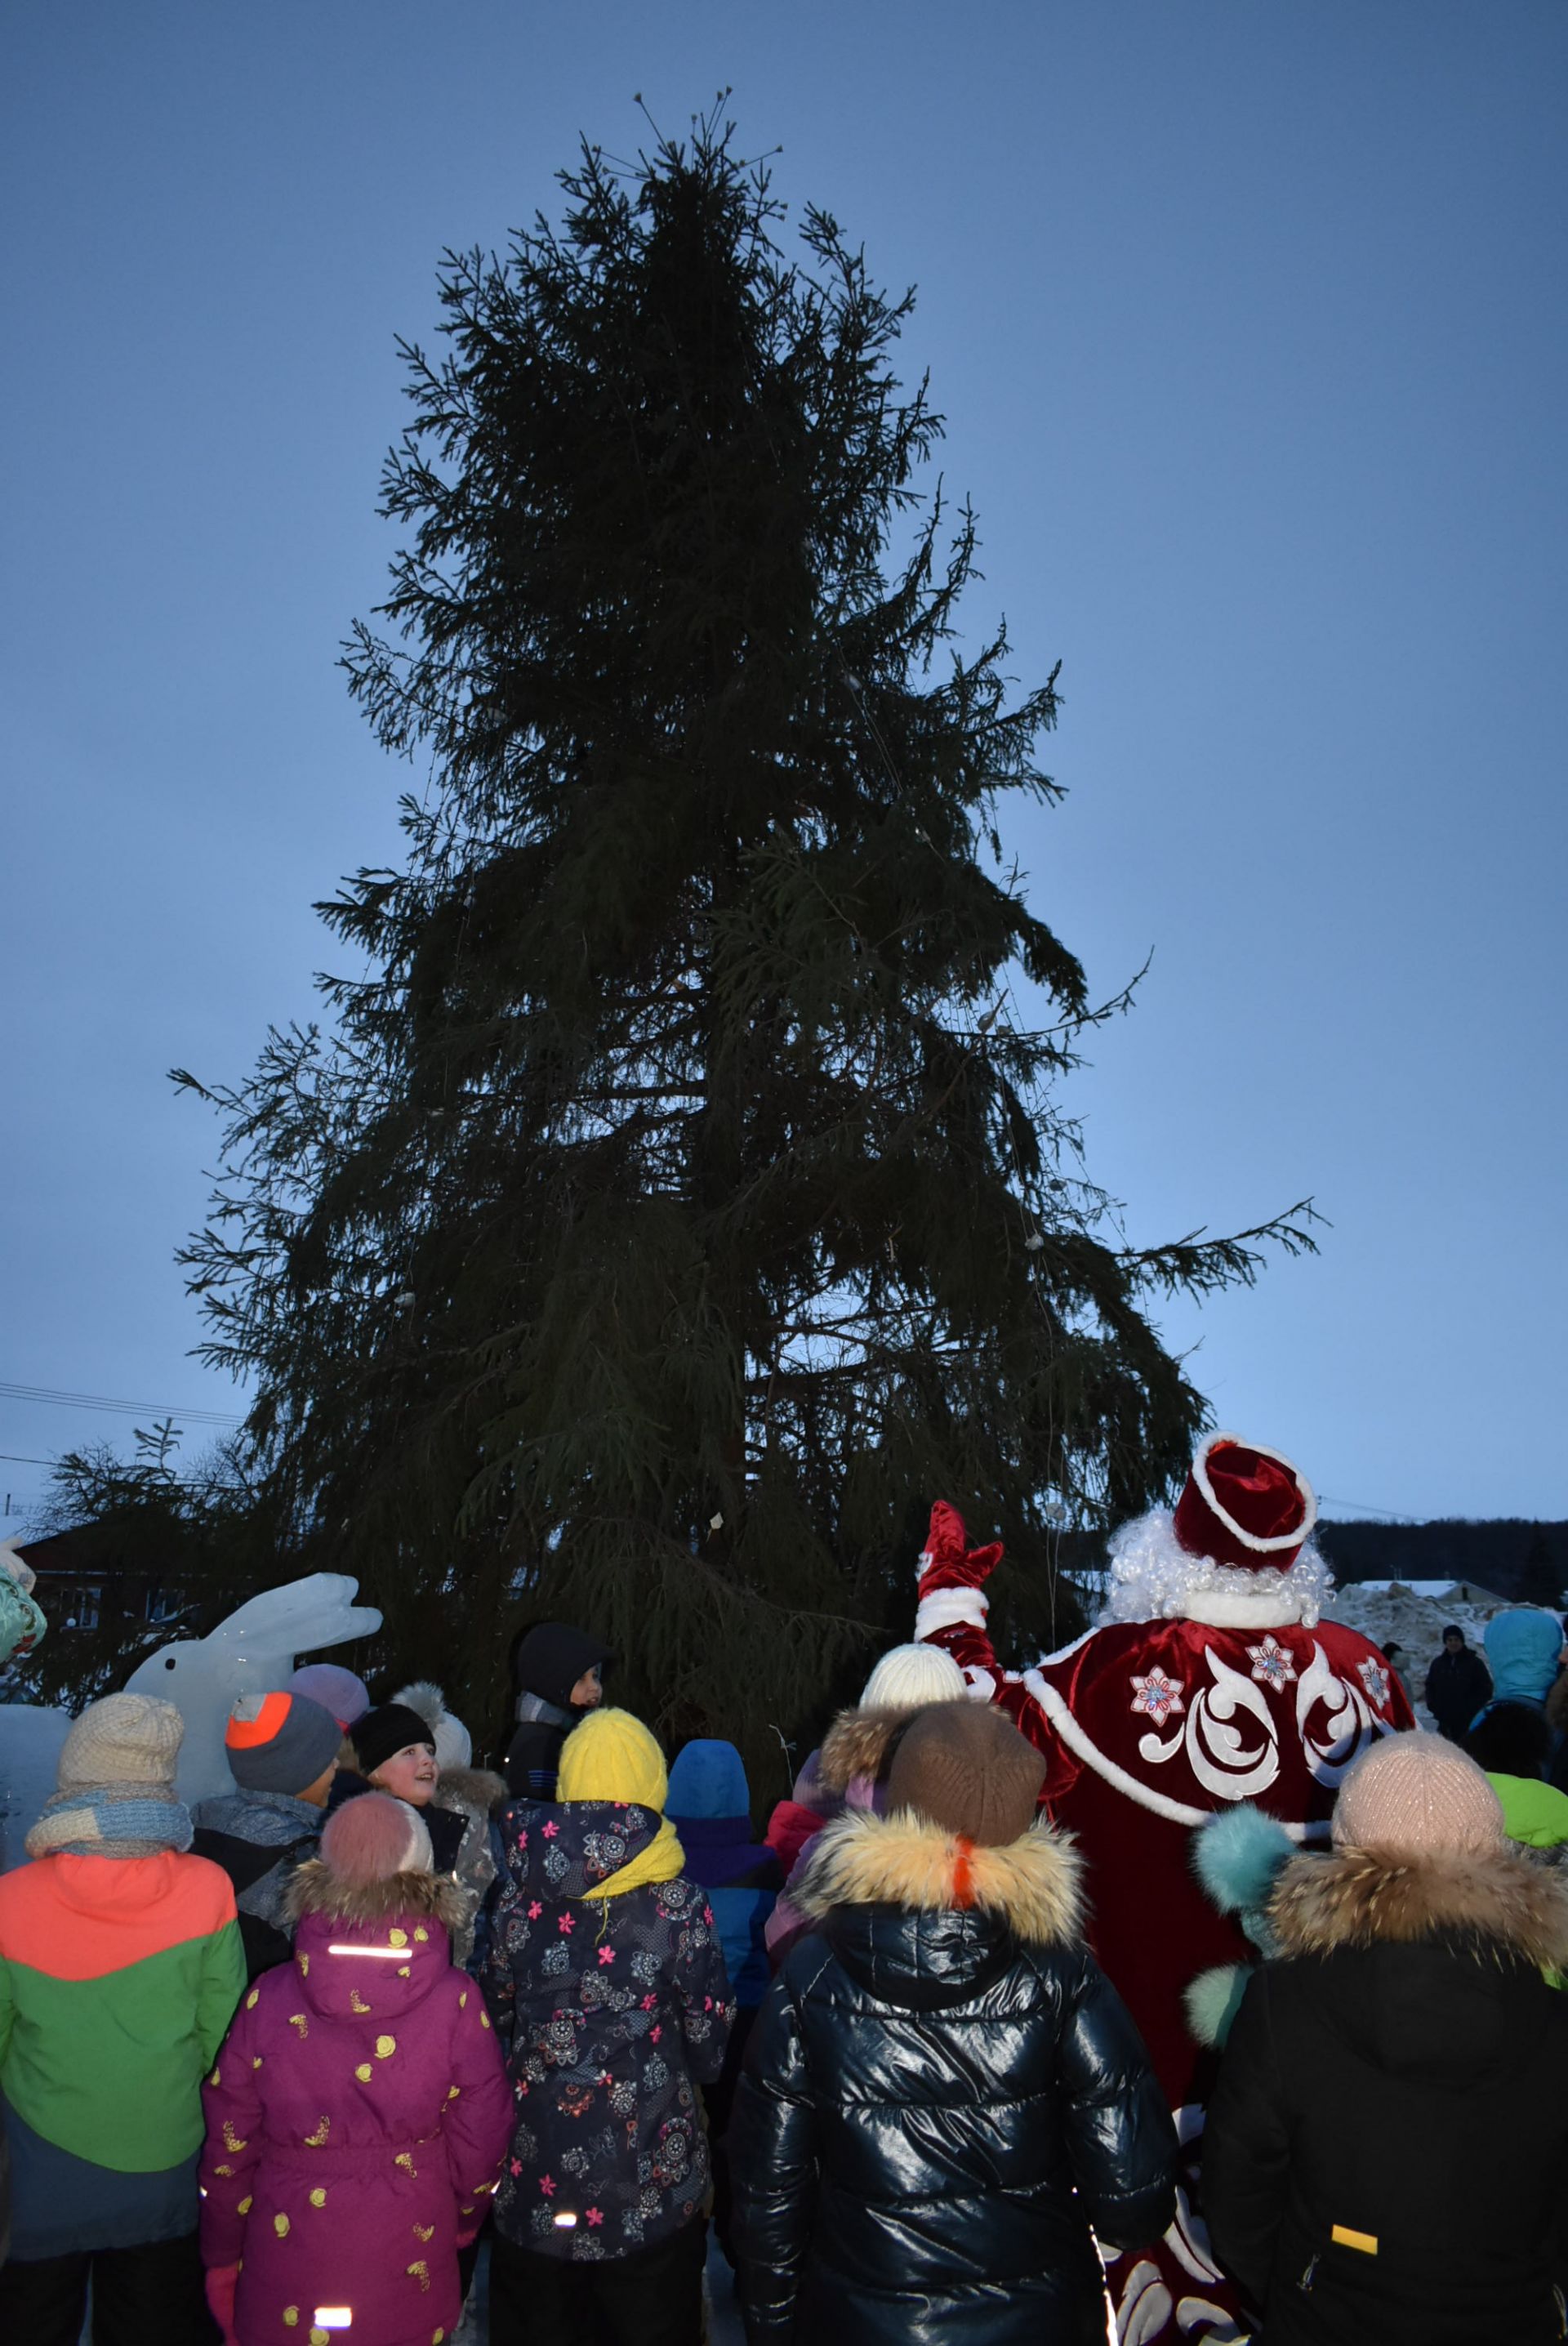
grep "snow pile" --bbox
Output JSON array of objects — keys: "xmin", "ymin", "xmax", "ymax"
[{"xmin": 1325, "ymin": 1580, "xmax": 1495, "ymax": 1730}]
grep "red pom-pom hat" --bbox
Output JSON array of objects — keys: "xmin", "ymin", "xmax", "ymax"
[{"xmin": 1172, "ymin": 1433, "xmax": 1317, "ymax": 1575}]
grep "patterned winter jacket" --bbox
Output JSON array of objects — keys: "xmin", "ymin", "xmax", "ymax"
[{"xmin": 484, "ymin": 1799, "xmax": 733, "ymax": 2259}]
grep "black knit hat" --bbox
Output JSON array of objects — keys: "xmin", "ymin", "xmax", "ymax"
[{"xmin": 351, "ymin": 1702, "xmax": 437, "ymax": 1781}]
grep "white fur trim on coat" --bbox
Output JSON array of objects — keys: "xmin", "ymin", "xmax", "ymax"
[{"xmin": 915, "ymin": 1587, "xmax": 990, "ymax": 1639}]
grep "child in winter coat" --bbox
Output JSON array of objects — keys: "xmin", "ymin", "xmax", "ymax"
[
  {"xmin": 503, "ymin": 1621, "xmax": 611, "ymax": 1800},
  {"xmin": 1204, "ymin": 1734, "xmax": 1568, "ymax": 2344},
  {"xmin": 191, "ymin": 1690, "xmax": 344, "ymax": 1978},
  {"xmin": 485, "ymin": 1706, "xmax": 734, "ymax": 2346},
  {"xmin": 0, "ymin": 1693, "xmax": 244, "ymax": 2345},
  {"xmin": 666, "ymin": 1738, "xmax": 781, "ymax": 2259},
  {"xmin": 734, "ymin": 1701, "xmax": 1177, "ymax": 2345},
  {"xmin": 199, "ymin": 1791, "xmax": 511, "ymax": 2346},
  {"xmin": 348, "ymin": 1695, "xmax": 504, "ymax": 1966},
  {"xmin": 764, "ymin": 1640, "xmax": 968, "ymax": 1966}
]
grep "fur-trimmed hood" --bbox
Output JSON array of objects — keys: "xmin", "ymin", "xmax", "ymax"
[
  {"xmin": 795, "ymin": 1807, "xmax": 1085, "ymax": 1949},
  {"xmin": 816, "ymin": 1703, "xmax": 924, "ymax": 1797},
  {"xmin": 437, "ymin": 1764, "xmax": 509, "ymax": 1819},
  {"xmin": 285, "ymin": 1857, "xmax": 467, "ymax": 1934},
  {"xmin": 1271, "ymin": 1842, "xmax": 1568, "ymax": 1974}
]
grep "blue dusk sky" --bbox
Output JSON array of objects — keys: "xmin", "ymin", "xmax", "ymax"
[{"xmin": 2, "ymin": 2, "xmax": 1564, "ymax": 1531}]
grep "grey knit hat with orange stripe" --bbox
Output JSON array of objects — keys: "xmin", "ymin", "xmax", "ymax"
[{"xmin": 223, "ymin": 1689, "xmax": 343, "ymax": 1795}]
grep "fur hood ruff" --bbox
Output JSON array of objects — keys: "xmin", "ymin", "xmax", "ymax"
[
  {"xmin": 1271, "ymin": 1842, "xmax": 1568, "ymax": 1973},
  {"xmin": 438, "ymin": 1764, "xmax": 509, "ymax": 1817},
  {"xmin": 817, "ymin": 1703, "xmax": 925, "ymax": 1795},
  {"xmin": 285, "ymin": 1858, "xmax": 468, "ymax": 1933},
  {"xmin": 795, "ymin": 1808, "xmax": 1085, "ymax": 1949}
]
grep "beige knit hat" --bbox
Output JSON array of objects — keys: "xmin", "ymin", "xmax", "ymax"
[
  {"xmin": 887, "ymin": 1702, "xmax": 1046, "ymax": 1847},
  {"xmin": 1332, "ymin": 1732, "xmax": 1504, "ymax": 1858},
  {"xmin": 57, "ymin": 1692, "xmax": 185, "ymax": 1794},
  {"xmin": 858, "ymin": 1643, "xmax": 968, "ymax": 1710}
]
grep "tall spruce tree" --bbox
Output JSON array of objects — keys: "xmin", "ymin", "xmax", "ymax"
[{"xmin": 177, "ymin": 118, "xmax": 1312, "ymax": 1779}]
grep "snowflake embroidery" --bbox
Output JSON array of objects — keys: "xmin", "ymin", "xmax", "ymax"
[
  {"xmin": 1246, "ymin": 1635, "xmax": 1298, "ymax": 1691},
  {"xmin": 510, "ymin": 2158, "xmax": 523, "ymax": 2177},
  {"xmin": 1358, "ymin": 1657, "xmax": 1390, "ymax": 1709},
  {"xmin": 541, "ymin": 1820, "xmax": 560, "ymax": 1839},
  {"xmin": 527, "ymin": 1902, "xmax": 543, "ymax": 1921},
  {"xmin": 1129, "ymin": 1666, "xmax": 1185, "ymax": 1725},
  {"xmin": 650, "ymin": 2024, "xmax": 662, "ymax": 2043},
  {"xmin": 640, "ymin": 1994, "xmax": 657, "ymax": 2011},
  {"xmin": 558, "ymin": 1914, "xmax": 575, "ymax": 1936},
  {"xmin": 540, "ymin": 2174, "xmax": 556, "ymax": 2197},
  {"xmin": 597, "ymin": 1947, "xmax": 616, "ymax": 1968},
  {"xmin": 586, "ymin": 2206, "xmax": 604, "ymax": 2227}
]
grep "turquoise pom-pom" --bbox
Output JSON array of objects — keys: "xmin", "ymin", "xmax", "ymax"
[
  {"xmin": 1184, "ymin": 1962, "xmax": 1253, "ymax": 2049},
  {"xmin": 1191, "ymin": 1802, "xmax": 1296, "ymax": 1916}
]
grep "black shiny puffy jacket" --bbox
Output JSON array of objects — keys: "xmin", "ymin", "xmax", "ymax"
[{"xmin": 732, "ymin": 1809, "xmax": 1177, "ymax": 2345}]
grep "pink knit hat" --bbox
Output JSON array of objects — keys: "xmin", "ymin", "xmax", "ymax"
[
  {"xmin": 1332, "ymin": 1733, "xmax": 1504, "ymax": 1858},
  {"xmin": 319, "ymin": 1791, "xmax": 433, "ymax": 1884}
]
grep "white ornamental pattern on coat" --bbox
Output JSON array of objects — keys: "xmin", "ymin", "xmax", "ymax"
[{"xmin": 1136, "ymin": 1641, "xmax": 1383, "ymax": 1803}]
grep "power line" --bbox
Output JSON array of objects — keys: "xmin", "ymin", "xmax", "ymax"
[
  {"xmin": 1320, "ymin": 1494, "xmax": 1422, "ymax": 1525},
  {"xmin": 0, "ymin": 1380, "xmax": 242, "ymax": 1429},
  {"xmin": 0, "ymin": 1452, "xmax": 56, "ymax": 1468}
]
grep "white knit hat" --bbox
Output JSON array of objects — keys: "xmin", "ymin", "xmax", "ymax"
[
  {"xmin": 58, "ymin": 1692, "xmax": 184, "ymax": 1793},
  {"xmin": 1333, "ymin": 1733, "xmax": 1504, "ymax": 1858},
  {"xmin": 858, "ymin": 1642, "xmax": 968, "ymax": 1710}
]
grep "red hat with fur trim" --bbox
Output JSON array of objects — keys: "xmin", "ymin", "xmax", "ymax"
[{"xmin": 1172, "ymin": 1433, "xmax": 1317, "ymax": 1574}]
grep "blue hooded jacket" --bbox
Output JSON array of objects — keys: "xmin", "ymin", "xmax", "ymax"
[
  {"xmin": 666, "ymin": 1741, "xmax": 780, "ymax": 2006},
  {"xmin": 1480, "ymin": 1609, "xmax": 1565, "ymax": 1715}
]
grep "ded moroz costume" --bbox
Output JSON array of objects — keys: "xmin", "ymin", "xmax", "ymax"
[{"xmin": 913, "ymin": 1433, "xmax": 1417, "ymax": 2345}]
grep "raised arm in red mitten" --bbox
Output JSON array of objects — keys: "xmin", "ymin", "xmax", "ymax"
[{"xmin": 912, "ymin": 1502, "xmax": 1058, "ymax": 1764}]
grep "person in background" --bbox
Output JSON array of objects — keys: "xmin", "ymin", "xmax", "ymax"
[
  {"xmin": 191, "ymin": 1690, "xmax": 343, "ymax": 1978},
  {"xmin": 287, "ymin": 1660, "xmax": 371, "ymax": 1772},
  {"xmin": 349, "ymin": 1701, "xmax": 501, "ymax": 1965},
  {"xmin": 1204, "ymin": 1734, "xmax": 1568, "ymax": 2344},
  {"xmin": 486, "ymin": 1706, "xmax": 733, "ymax": 2346},
  {"xmin": 503, "ymin": 1622, "xmax": 611, "ymax": 1800},
  {"xmin": 1380, "ymin": 1643, "xmax": 1410, "ymax": 1704},
  {"xmin": 666, "ymin": 1737, "xmax": 782, "ymax": 2260},
  {"xmin": 1423, "ymin": 1624, "xmax": 1492, "ymax": 1742},
  {"xmin": 733, "ymin": 1701, "xmax": 1176, "ymax": 2344},
  {"xmin": 199, "ymin": 1791, "xmax": 511, "ymax": 2346},
  {"xmin": 0, "ymin": 1693, "xmax": 244, "ymax": 2344},
  {"xmin": 765, "ymin": 1640, "xmax": 969, "ymax": 1967},
  {"xmin": 1464, "ymin": 1701, "xmax": 1568, "ymax": 1853},
  {"xmin": 287, "ymin": 1661, "xmax": 370, "ymax": 1733},
  {"xmin": 1479, "ymin": 1607, "xmax": 1566, "ymax": 1720},
  {"xmin": 0, "ymin": 1541, "xmax": 46, "ymax": 2274}
]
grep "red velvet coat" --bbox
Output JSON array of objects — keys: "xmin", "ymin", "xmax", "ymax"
[{"xmin": 914, "ymin": 1510, "xmax": 1415, "ymax": 2345}]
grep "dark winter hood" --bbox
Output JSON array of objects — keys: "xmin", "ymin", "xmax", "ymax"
[
  {"xmin": 513, "ymin": 1621, "xmax": 612, "ymax": 1711},
  {"xmin": 795, "ymin": 1809, "xmax": 1085, "ymax": 2010},
  {"xmin": 283, "ymin": 1865, "xmax": 463, "ymax": 2019},
  {"xmin": 1270, "ymin": 1843, "xmax": 1568, "ymax": 2084},
  {"xmin": 499, "ymin": 1796, "xmax": 668, "ymax": 1903}
]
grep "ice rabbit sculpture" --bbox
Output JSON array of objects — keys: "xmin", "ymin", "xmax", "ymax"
[{"xmin": 124, "ymin": 1572, "xmax": 382, "ymax": 1803}]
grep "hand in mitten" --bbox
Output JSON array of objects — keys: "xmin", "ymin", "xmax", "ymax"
[
  {"xmin": 205, "ymin": 2263, "xmax": 240, "ymax": 2346},
  {"xmin": 916, "ymin": 1500, "xmax": 1004, "ymax": 1594}
]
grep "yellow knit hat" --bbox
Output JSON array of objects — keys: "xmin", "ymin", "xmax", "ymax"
[{"xmin": 557, "ymin": 1706, "xmax": 667, "ymax": 1810}]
